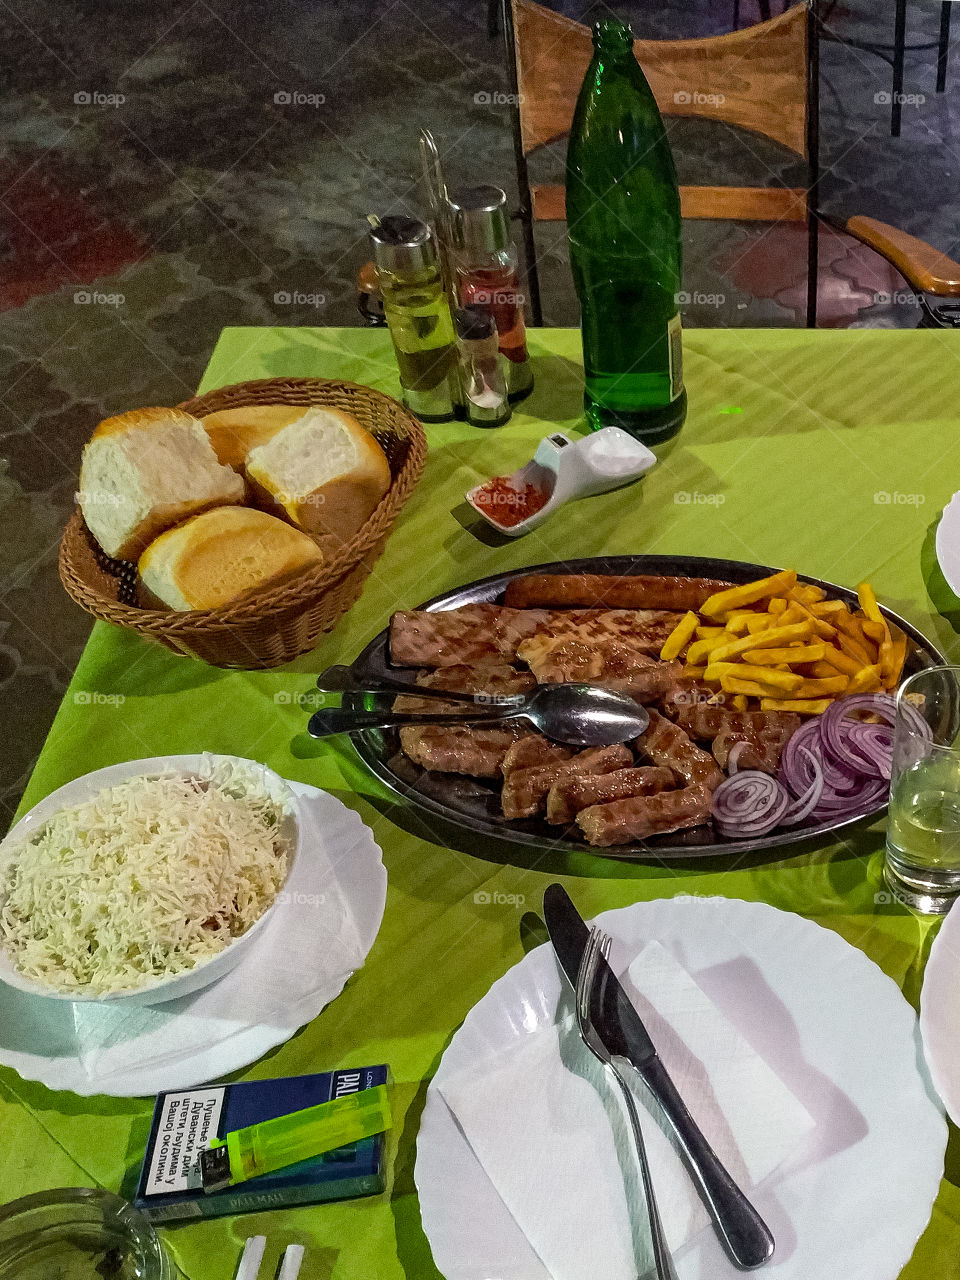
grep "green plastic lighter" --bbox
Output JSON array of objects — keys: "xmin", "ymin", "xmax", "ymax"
[{"xmin": 198, "ymin": 1083, "xmax": 391, "ymax": 1193}]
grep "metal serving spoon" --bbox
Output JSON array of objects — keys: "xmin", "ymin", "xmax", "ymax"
[{"xmin": 307, "ymin": 678, "xmax": 650, "ymax": 747}]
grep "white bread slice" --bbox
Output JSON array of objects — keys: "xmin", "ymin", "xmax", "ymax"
[
  {"xmin": 243, "ymin": 407, "xmax": 391, "ymax": 542},
  {"xmin": 79, "ymin": 407, "xmax": 246, "ymax": 560},
  {"xmin": 199, "ymin": 404, "xmax": 303, "ymax": 470},
  {"xmin": 138, "ymin": 506, "xmax": 324, "ymax": 611}
]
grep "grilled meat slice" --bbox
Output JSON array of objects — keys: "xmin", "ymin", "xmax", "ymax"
[
  {"xmin": 503, "ymin": 573, "xmax": 736, "ymax": 612},
  {"xmin": 660, "ymin": 680, "xmax": 731, "ymax": 721},
  {"xmin": 502, "ymin": 735, "xmax": 573, "ymax": 774},
  {"xmin": 541, "ymin": 610, "xmax": 681, "ymax": 653},
  {"xmin": 576, "ymin": 783, "xmax": 713, "ymax": 847},
  {"xmin": 678, "ymin": 705, "xmax": 801, "ymax": 743},
  {"xmin": 636, "ymin": 708, "xmax": 724, "ymax": 790},
  {"xmin": 390, "ymin": 604, "xmax": 516, "ymax": 667},
  {"xmin": 677, "ymin": 706, "xmax": 800, "ymax": 773},
  {"xmin": 546, "ymin": 766, "xmax": 675, "ymax": 825},
  {"xmin": 516, "ymin": 635, "xmax": 679, "ymax": 702},
  {"xmin": 711, "ymin": 723, "xmax": 799, "ymax": 774},
  {"xmin": 501, "ymin": 744, "xmax": 633, "ymax": 820},
  {"xmin": 389, "ymin": 606, "xmax": 682, "ymax": 667},
  {"xmin": 399, "ymin": 724, "xmax": 524, "ymax": 777}
]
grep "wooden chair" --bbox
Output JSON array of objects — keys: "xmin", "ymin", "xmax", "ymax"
[{"xmin": 502, "ymin": 0, "xmax": 960, "ymax": 328}]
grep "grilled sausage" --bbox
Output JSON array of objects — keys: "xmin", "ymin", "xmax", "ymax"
[
  {"xmin": 576, "ymin": 783, "xmax": 713, "ymax": 846},
  {"xmin": 502, "ymin": 574, "xmax": 736, "ymax": 612}
]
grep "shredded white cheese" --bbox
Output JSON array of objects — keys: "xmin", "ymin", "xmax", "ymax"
[{"xmin": 0, "ymin": 761, "xmax": 291, "ymax": 995}]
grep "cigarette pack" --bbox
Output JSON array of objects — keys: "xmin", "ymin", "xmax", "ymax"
[{"xmin": 134, "ymin": 1065, "xmax": 388, "ymax": 1223}]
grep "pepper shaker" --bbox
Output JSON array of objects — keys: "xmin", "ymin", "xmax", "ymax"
[{"xmin": 454, "ymin": 307, "xmax": 511, "ymax": 427}]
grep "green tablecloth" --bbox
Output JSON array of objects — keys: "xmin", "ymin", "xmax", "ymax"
[{"xmin": 8, "ymin": 326, "xmax": 960, "ymax": 1279}]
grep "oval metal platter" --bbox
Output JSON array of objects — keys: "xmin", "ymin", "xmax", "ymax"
[{"xmin": 346, "ymin": 555, "xmax": 947, "ymax": 862}]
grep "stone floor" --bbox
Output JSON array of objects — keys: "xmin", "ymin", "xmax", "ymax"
[{"xmin": 1, "ymin": 0, "xmax": 958, "ymax": 823}]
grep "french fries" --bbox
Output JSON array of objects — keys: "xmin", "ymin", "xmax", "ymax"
[
  {"xmin": 760, "ymin": 697, "xmax": 833, "ymax": 715},
  {"xmin": 710, "ymin": 623, "xmax": 814, "ymax": 664},
  {"xmin": 704, "ymin": 662, "xmax": 803, "ymax": 692},
  {"xmin": 659, "ymin": 611, "xmax": 699, "ymax": 661},
  {"xmin": 666, "ymin": 570, "xmax": 907, "ymax": 714},
  {"xmin": 700, "ymin": 569, "xmax": 797, "ymax": 618},
  {"xmin": 743, "ymin": 644, "xmax": 826, "ymax": 665}
]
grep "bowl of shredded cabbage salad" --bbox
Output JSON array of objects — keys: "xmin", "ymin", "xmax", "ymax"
[{"xmin": 0, "ymin": 755, "xmax": 301, "ymax": 1002}]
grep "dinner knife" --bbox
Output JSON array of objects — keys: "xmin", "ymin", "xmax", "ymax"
[{"xmin": 542, "ymin": 883, "xmax": 775, "ymax": 1270}]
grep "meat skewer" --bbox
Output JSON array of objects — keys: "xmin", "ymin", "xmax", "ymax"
[
  {"xmin": 636, "ymin": 708, "xmax": 724, "ymax": 791},
  {"xmin": 501, "ymin": 744, "xmax": 633, "ymax": 820},
  {"xmin": 546, "ymin": 765, "xmax": 675, "ymax": 825},
  {"xmin": 577, "ymin": 783, "xmax": 713, "ymax": 846},
  {"xmin": 503, "ymin": 573, "xmax": 736, "ymax": 612}
]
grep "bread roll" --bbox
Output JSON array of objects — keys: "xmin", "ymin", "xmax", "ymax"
[
  {"xmin": 79, "ymin": 408, "xmax": 245, "ymax": 560},
  {"xmin": 199, "ymin": 404, "xmax": 302, "ymax": 470},
  {"xmin": 138, "ymin": 506, "xmax": 324, "ymax": 610},
  {"xmin": 243, "ymin": 407, "xmax": 391, "ymax": 541}
]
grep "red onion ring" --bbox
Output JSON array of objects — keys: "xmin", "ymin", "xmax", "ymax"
[
  {"xmin": 716, "ymin": 687, "xmax": 932, "ymax": 838},
  {"xmin": 819, "ymin": 694, "xmax": 898, "ymax": 775},
  {"xmin": 712, "ymin": 770, "xmax": 791, "ymax": 837},
  {"xmin": 780, "ymin": 747, "xmax": 824, "ymax": 825},
  {"xmin": 726, "ymin": 741, "xmax": 750, "ymax": 774}
]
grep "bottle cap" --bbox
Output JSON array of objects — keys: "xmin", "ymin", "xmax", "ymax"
[
  {"xmin": 455, "ymin": 306, "xmax": 497, "ymax": 341},
  {"xmin": 369, "ymin": 215, "xmax": 438, "ymax": 274},
  {"xmin": 593, "ymin": 17, "xmax": 634, "ymax": 53},
  {"xmin": 447, "ymin": 186, "xmax": 511, "ymax": 257}
]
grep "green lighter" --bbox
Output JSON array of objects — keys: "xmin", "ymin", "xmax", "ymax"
[{"xmin": 198, "ymin": 1083, "xmax": 392, "ymax": 1193}]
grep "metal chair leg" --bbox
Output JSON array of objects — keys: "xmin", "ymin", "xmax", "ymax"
[
  {"xmin": 938, "ymin": 1, "xmax": 951, "ymax": 93},
  {"xmin": 733, "ymin": 0, "xmax": 740, "ymax": 31},
  {"xmin": 892, "ymin": 0, "xmax": 907, "ymax": 136}
]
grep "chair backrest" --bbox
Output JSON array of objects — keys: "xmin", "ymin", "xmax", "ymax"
[{"xmin": 512, "ymin": 0, "xmax": 810, "ymax": 169}]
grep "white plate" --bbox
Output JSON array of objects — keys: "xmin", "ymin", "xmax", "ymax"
[
  {"xmin": 0, "ymin": 755, "xmax": 301, "ymax": 1004},
  {"xmin": 935, "ymin": 491, "xmax": 960, "ymax": 597},
  {"xmin": 920, "ymin": 905, "xmax": 960, "ymax": 1125},
  {"xmin": 416, "ymin": 896, "xmax": 946, "ymax": 1280},
  {"xmin": 0, "ymin": 778, "xmax": 386, "ymax": 1096}
]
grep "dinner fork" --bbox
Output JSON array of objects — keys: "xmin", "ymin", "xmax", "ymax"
[{"xmin": 576, "ymin": 927, "xmax": 678, "ymax": 1280}]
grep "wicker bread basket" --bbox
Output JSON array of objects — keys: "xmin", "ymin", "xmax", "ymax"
[{"xmin": 59, "ymin": 377, "xmax": 427, "ymax": 669}]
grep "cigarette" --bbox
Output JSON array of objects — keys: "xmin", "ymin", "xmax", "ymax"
[
  {"xmin": 278, "ymin": 1244, "xmax": 305, "ymax": 1280},
  {"xmin": 235, "ymin": 1236, "xmax": 266, "ymax": 1280}
]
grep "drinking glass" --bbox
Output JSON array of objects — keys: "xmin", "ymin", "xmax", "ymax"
[
  {"xmin": 885, "ymin": 665, "xmax": 960, "ymax": 914},
  {"xmin": 0, "ymin": 1187, "xmax": 179, "ymax": 1280}
]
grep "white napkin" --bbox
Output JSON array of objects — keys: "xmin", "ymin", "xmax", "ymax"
[{"xmin": 439, "ymin": 941, "xmax": 815, "ymax": 1280}]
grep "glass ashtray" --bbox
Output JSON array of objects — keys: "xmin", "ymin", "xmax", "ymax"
[{"xmin": 0, "ymin": 1187, "xmax": 178, "ymax": 1279}]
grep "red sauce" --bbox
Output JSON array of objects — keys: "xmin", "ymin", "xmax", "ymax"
[{"xmin": 473, "ymin": 477, "xmax": 549, "ymax": 528}]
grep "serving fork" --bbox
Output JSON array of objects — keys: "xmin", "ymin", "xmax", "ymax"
[{"xmin": 576, "ymin": 926, "xmax": 678, "ymax": 1280}]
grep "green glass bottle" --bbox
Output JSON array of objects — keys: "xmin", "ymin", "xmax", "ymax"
[{"xmin": 566, "ymin": 17, "xmax": 686, "ymax": 444}]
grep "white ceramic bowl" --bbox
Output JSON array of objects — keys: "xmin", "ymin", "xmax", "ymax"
[{"xmin": 0, "ymin": 754, "xmax": 301, "ymax": 1005}]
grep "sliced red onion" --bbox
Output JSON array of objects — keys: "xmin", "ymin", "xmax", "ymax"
[
  {"xmin": 722, "ymin": 689, "xmax": 930, "ymax": 838},
  {"xmin": 811, "ymin": 775, "xmax": 888, "ymax": 818},
  {"xmin": 844, "ymin": 721, "xmax": 893, "ymax": 777},
  {"xmin": 712, "ymin": 770, "xmax": 791, "ymax": 837},
  {"xmin": 780, "ymin": 747, "xmax": 824, "ymax": 825},
  {"xmin": 780, "ymin": 719, "xmax": 822, "ymax": 784},
  {"xmin": 819, "ymin": 694, "xmax": 898, "ymax": 775},
  {"xmin": 726, "ymin": 741, "xmax": 750, "ymax": 774}
]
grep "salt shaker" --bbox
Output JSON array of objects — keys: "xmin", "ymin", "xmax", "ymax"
[{"xmin": 454, "ymin": 307, "xmax": 511, "ymax": 427}]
